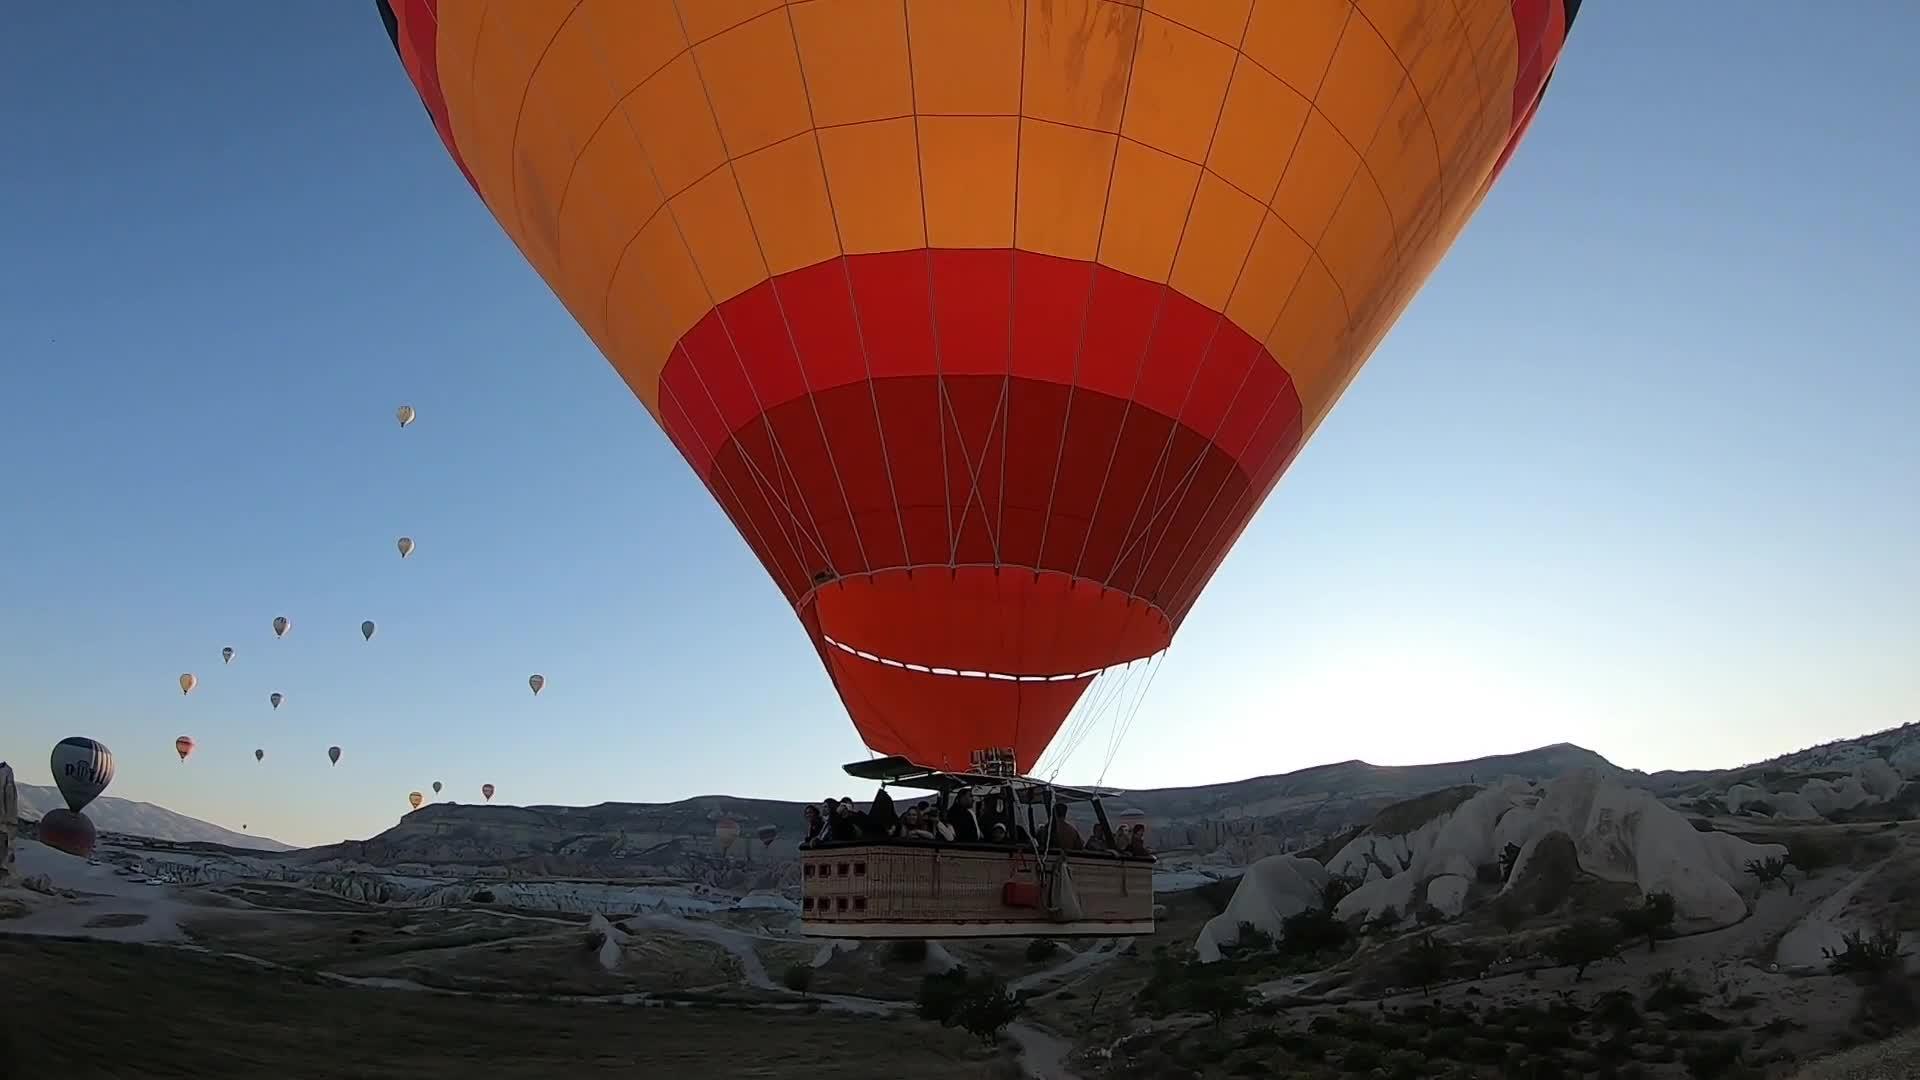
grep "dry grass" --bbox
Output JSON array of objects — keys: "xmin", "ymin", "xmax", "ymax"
[{"xmin": 0, "ymin": 936, "xmax": 1002, "ymax": 1079}]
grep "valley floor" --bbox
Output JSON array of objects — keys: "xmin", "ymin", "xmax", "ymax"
[{"xmin": 0, "ymin": 936, "xmax": 1009, "ymax": 1080}]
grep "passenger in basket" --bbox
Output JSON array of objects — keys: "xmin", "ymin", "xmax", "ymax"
[
  {"xmin": 947, "ymin": 789, "xmax": 982, "ymax": 843},
  {"xmin": 813, "ymin": 799, "xmax": 840, "ymax": 845},
  {"xmin": 930, "ymin": 803, "xmax": 957, "ymax": 841},
  {"xmin": 900, "ymin": 804, "xmax": 936, "ymax": 840},
  {"xmin": 1126, "ymin": 823, "xmax": 1151, "ymax": 856},
  {"xmin": 1044, "ymin": 803, "xmax": 1084, "ymax": 851},
  {"xmin": 866, "ymin": 787, "xmax": 899, "ymax": 838},
  {"xmin": 829, "ymin": 798, "xmax": 865, "ymax": 841},
  {"xmin": 799, "ymin": 804, "xmax": 824, "ymax": 849},
  {"xmin": 1084, "ymin": 822, "xmax": 1116, "ymax": 854}
]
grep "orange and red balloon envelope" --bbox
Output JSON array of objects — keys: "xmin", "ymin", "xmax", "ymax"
[{"xmin": 377, "ymin": 0, "xmax": 1577, "ymax": 771}]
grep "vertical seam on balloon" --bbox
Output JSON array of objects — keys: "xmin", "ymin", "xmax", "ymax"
[
  {"xmin": 630, "ymin": 13, "xmax": 876, "ymax": 582},
  {"xmin": 1030, "ymin": 2, "xmax": 1148, "ymax": 588},
  {"xmin": 1137, "ymin": 17, "xmax": 1459, "ymax": 615},
  {"xmin": 502, "ymin": 2, "xmax": 583, "ymax": 264},
  {"xmin": 662, "ymin": 7, "xmax": 848, "ymax": 581},
  {"xmin": 584, "ymin": 8, "xmax": 835, "ymax": 581},
  {"xmin": 1053, "ymin": 6, "xmax": 1260, "ymax": 735},
  {"xmin": 995, "ymin": 4, "xmax": 1031, "ymax": 570},
  {"xmin": 560, "ymin": 13, "xmax": 825, "ymax": 596},
  {"xmin": 1109, "ymin": 8, "xmax": 1371, "ymax": 608},
  {"xmin": 1098, "ymin": 6, "xmax": 1356, "ymax": 603},
  {"xmin": 896, "ymin": 2, "xmax": 959, "ymax": 569},
  {"xmin": 1024, "ymin": 3, "xmax": 1151, "ymax": 747},
  {"xmin": 1067, "ymin": 7, "xmax": 1254, "ymax": 588},
  {"xmin": 778, "ymin": 7, "xmax": 914, "ymax": 575}
]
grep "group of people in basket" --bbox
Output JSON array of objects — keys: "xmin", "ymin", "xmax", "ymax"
[{"xmin": 799, "ymin": 786, "xmax": 1150, "ymax": 856}]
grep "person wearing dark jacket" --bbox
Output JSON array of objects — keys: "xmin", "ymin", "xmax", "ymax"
[
  {"xmin": 946, "ymin": 789, "xmax": 982, "ymax": 843},
  {"xmin": 829, "ymin": 798, "xmax": 865, "ymax": 841},
  {"xmin": 866, "ymin": 787, "xmax": 899, "ymax": 838}
]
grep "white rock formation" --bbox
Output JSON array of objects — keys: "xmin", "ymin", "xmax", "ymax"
[
  {"xmin": 1194, "ymin": 854, "xmax": 1328, "ymax": 962},
  {"xmin": 1329, "ymin": 781, "xmax": 1538, "ymax": 924},
  {"xmin": 1800, "ymin": 776, "xmax": 1870, "ymax": 816},
  {"xmin": 586, "ymin": 913, "xmax": 628, "ymax": 971},
  {"xmin": 1858, "ymin": 758, "xmax": 1904, "ymax": 799},
  {"xmin": 1509, "ymin": 769, "xmax": 1785, "ymax": 927},
  {"xmin": 1, "ymin": 762, "xmax": 15, "ymax": 884}
]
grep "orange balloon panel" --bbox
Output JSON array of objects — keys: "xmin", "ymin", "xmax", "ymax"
[{"xmin": 378, "ymin": 0, "xmax": 1578, "ymax": 771}]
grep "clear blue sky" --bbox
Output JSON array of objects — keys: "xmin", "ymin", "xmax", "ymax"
[{"xmin": 3, "ymin": 5, "xmax": 1916, "ymax": 848}]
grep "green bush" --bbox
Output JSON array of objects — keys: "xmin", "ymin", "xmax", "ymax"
[
  {"xmin": 781, "ymin": 962, "xmax": 814, "ymax": 993},
  {"xmin": 1824, "ymin": 926, "xmax": 1907, "ymax": 976},
  {"xmin": 1024, "ymin": 937, "xmax": 1059, "ymax": 962},
  {"xmin": 1545, "ymin": 919, "xmax": 1623, "ymax": 981},
  {"xmin": 915, "ymin": 967, "xmax": 1025, "ymax": 1044},
  {"xmin": 469, "ymin": 889, "xmax": 495, "ymax": 904}
]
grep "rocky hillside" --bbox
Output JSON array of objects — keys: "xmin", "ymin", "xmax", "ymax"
[
  {"xmin": 13, "ymin": 783, "xmax": 293, "ymax": 852},
  {"xmin": 306, "ymin": 743, "xmax": 1626, "ymax": 876},
  {"xmin": 295, "ymin": 795, "xmax": 803, "ymax": 889},
  {"xmin": 1117, "ymin": 742, "xmax": 1629, "ymax": 864}
]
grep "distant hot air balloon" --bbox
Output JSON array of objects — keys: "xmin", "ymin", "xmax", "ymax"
[
  {"xmin": 396, "ymin": 537, "xmax": 414, "ymax": 559},
  {"xmin": 481, "ymin": 783, "xmax": 494, "ymax": 802},
  {"xmin": 395, "ymin": 404, "xmax": 416, "ymax": 428},
  {"xmin": 51, "ymin": 736, "xmax": 114, "ymax": 812},
  {"xmin": 431, "ymin": 781, "xmax": 442, "ymax": 795},
  {"xmin": 757, "ymin": 825, "xmax": 779, "ymax": 848},
  {"xmin": 255, "ymin": 748, "xmax": 265, "ymax": 762},
  {"xmin": 361, "ymin": 621, "xmax": 376, "ymax": 642},
  {"xmin": 37, "ymin": 808, "xmax": 98, "ymax": 859},
  {"xmin": 327, "ymin": 745, "xmax": 342, "ymax": 766},
  {"xmin": 269, "ymin": 692, "xmax": 283, "ymax": 710},
  {"xmin": 178, "ymin": 673, "xmax": 197, "ymax": 695},
  {"xmin": 528, "ymin": 674, "xmax": 544, "ymax": 696},
  {"xmin": 715, "ymin": 818, "xmax": 740, "ymax": 852},
  {"xmin": 222, "ymin": 647, "xmax": 235, "ymax": 664},
  {"xmin": 408, "ymin": 791, "xmax": 424, "ymax": 810},
  {"xmin": 174, "ymin": 736, "xmax": 195, "ymax": 761},
  {"xmin": 272, "ymin": 616, "xmax": 290, "ymax": 639},
  {"xmin": 377, "ymin": 0, "xmax": 1582, "ymax": 775}
]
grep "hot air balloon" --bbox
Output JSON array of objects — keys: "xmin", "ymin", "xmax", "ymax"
[
  {"xmin": 361, "ymin": 621, "xmax": 377, "ymax": 642},
  {"xmin": 395, "ymin": 404, "xmax": 416, "ymax": 428},
  {"xmin": 272, "ymin": 616, "xmax": 290, "ymax": 639},
  {"xmin": 178, "ymin": 673, "xmax": 196, "ymax": 695},
  {"xmin": 396, "ymin": 536, "xmax": 414, "ymax": 559},
  {"xmin": 378, "ymin": 0, "xmax": 1579, "ymax": 937},
  {"xmin": 757, "ymin": 825, "xmax": 779, "ymax": 848},
  {"xmin": 481, "ymin": 783, "xmax": 494, "ymax": 802},
  {"xmin": 715, "ymin": 817, "xmax": 740, "ymax": 852},
  {"xmin": 527, "ymin": 674, "xmax": 544, "ymax": 696},
  {"xmin": 327, "ymin": 745, "xmax": 342, "ymax": 766},
  {"xmin": 376, "ymin": 0, "xmax": 1580, "ymax": 779},
  {"xmin": 51, "ymin": 737, "xmax": 114, "ymax": 812},
  {"xmin": 408, "ymin": 791, "xmax": 424, "ymax": 810},
  {"xmin": 174, "ymin": 736, "xmax": 195, "ymax": 762},
  {"xmin": 269, "ymin": 692, "xmax": 284, "ymax": 710},
  {"xmin": 255, "ymin": 748, "xmax": 265, "ymax": 762},
  {"xmin": 37, "ymin": 809, "xmax": 98, "ymax": 859},
  {"xmin": 431, "ymin": 780, "xmax": 442, "ymax": 795},
  {"xmin": 222, "ymin": 647, "xmax": 235, "ymax": 664}
]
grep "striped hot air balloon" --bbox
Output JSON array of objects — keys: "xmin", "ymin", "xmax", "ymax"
[{"xmin": 377, "ymin": 0, "xmax": 1580, "ymax": 773}]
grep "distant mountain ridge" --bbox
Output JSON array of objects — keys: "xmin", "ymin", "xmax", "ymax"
[
  {"xmin": 288, "ymin": 743, "xmax": 1630, "ymax": 880},
  {"xmin": 14, "ymin": 784, "xmax": 294, "ymax": 852}
]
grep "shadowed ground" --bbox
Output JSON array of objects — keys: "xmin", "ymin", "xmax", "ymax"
[{"xmin": 0, "ymin": 936, "xmax": 1008, "ymax": 1079}]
